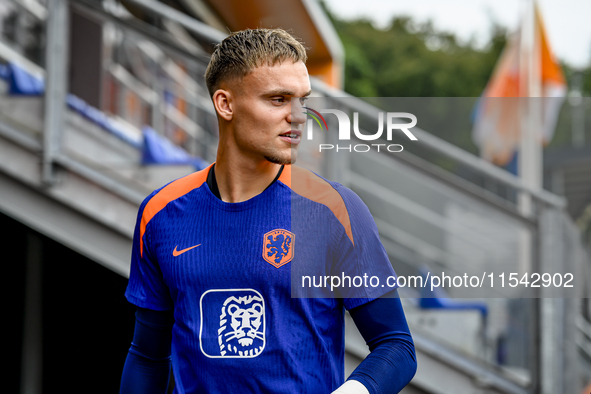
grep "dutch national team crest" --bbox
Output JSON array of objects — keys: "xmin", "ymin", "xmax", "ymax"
[{"xmin": 263, "ymin": 229, "xmax": 294, "ymax": 268}]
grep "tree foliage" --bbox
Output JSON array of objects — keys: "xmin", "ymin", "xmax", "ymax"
[
  {"xmin": 322, "ymin": 2, "xmax": 591, "ymax": 98},
  {"xmin": 319, "ymin": 2, "xmax": 591, "ymax": 161},
  {"xmin": 329, "ymin": 13, "xmax": 507, "ymax": 97}
]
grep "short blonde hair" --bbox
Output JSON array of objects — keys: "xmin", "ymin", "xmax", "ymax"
[{"xmin": 205, "ymin": 28, "xmax": 307, "ymax": 97}]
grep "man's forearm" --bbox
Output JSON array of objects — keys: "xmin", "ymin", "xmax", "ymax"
[
  {"xmin": 346, "ymin": 332, "xmax": 416, "ymax": 394},
  {"xmin": 346, "ymin": 292, "xmax": 417, "ymax": 394},
  {"xmin": 120, "ymin": 350, "xmax": 171, "ymax": 394},
  {"xmin": 120, "ymin": 308, "xmax": 174, "ymax": 394}
]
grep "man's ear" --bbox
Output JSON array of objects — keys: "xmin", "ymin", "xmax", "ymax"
[{"xmin": 212, "ymin": 89, "xmax": 233, "ymax": 121}]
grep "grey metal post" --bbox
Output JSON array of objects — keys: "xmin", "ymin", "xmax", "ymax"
[
  {"xmin": 42, "ymin": 0, "xmax": 70, "ymax": 185},
  {"xmin": 563, "ymin": 214, "xmax": 584, "ymax": 394},
  {"xmin": 569, "ymin": 72, "xmax": 585, "ymax": 148},
  {"xmin": 322, "ymin": 100, "xmax": 349, "ymax": 184},
  {"xmin": 151, "ymin": 57, "xmax": 164, "ymax": 136},
  {"xmin": 20, "ymin": 232, "xmax": 43, "ymax": 394},
  {"xmin": 321, "ymin": 99, "xmax": 338, "ymax": 182},
  {"xmin": 14, "ymin": 3, "xmax": 27, "ymax": 54},
  {"xmin": 538, "ymin": 206, "xmax": 566, "ymax": 394}
]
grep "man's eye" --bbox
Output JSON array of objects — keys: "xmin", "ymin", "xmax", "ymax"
[
  {"xmin": 272, "ymin": 98, "xmax": 285, "ymax": 103},
  {"xmin": 299, "ymin": 97, "xmax": 309, "ymax": 105}
]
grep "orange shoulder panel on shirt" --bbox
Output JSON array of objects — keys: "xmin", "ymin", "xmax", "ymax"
[
  {"xmin": 280, "ymin": 165, "xmax": 354, "ymax": 245},
  {"xmin": 140, "ymin": 164, "xmax": 212, "ymax": 257}
]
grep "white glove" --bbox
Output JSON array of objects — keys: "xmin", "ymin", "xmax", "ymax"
[{"xmin": 331, "ymin": 379, "xmax": 370, "ymax": 394}]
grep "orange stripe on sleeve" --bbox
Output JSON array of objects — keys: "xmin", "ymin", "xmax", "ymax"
[
  {"xmin": 140, "ymin": 164, "xmax": 212, "ymax": 257},
  {"xmin": 285, "ymin": 165, "xmax": 354, "ymax": 245}
]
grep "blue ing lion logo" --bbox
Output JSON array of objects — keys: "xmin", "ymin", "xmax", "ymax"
[{"xmin": 266, "ymin": 233, "xmax": 292, "ymax": 264}]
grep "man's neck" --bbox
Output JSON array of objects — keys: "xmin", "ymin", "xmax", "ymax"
[{"xmin": 212, "ymin": 159, "xmax": 285, "ymax": 203}]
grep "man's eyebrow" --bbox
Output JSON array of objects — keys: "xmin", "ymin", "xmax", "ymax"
[
  {"xmin": 264, "ymin": 89, "xmax": 312, "ymax": 97},
  {"xmin": 264, "ymin": 89, "xmax": 295, "ymax": 96}
]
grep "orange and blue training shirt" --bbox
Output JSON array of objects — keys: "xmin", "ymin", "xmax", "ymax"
[{"xmin": 125, "ymin": 164, "xmax": 398, "ymax": 393}]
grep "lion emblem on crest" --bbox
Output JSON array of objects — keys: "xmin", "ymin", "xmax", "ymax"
[
  {"xmin": 218, "ymin": 294, "xmax": 265, "ymax": 357},
  {"xmin": 263, "ymin": 229, "xmax": 295, "ymax": 268}
]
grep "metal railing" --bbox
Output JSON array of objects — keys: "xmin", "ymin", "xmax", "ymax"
[{"xmin": 76, "ymin": 0, "xmax": 219, "ymax": 161}]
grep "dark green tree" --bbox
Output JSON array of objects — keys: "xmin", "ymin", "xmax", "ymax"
[{"xmin": 330, "ymin": 14, "xmax": 508, "ymax": 97}]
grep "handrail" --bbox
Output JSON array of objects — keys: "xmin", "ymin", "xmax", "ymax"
[
  {"xmin": 310, "ymin": 79, "xmax": 567, "ymax": 209},
  {"xmin": 122, "ymin": 0, "xmax": 227, "ymax": 43}
]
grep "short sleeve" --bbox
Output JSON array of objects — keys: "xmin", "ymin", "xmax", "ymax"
[
  {"xmin": 125, "ymin": 194, "xmax": 173, "ymax": 311},
  {"xmin": 331, "ymin": 184, "xmax": 397, "ymax": 310}
]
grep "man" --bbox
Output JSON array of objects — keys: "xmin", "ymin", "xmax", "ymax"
[{"xmin": 120, "ymin": 28, "xmax": 416, "ymax": 394}]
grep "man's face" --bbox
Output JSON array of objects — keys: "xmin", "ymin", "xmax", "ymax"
[{"xmin": 226, "ymin": 60, "xmax": 311, "ymax": 165}]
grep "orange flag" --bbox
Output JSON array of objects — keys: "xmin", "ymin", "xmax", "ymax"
[{"xmin": 472, "ymin": 2, "xmax": 566, "ymax": 166}]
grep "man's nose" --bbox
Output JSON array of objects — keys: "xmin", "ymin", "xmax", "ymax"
[{"xmin": 289, "ymin": 99, "xmax": 307, "ymax": 125}]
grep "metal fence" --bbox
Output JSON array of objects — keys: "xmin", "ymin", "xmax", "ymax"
[{"xmin": 302, "ymin": 91, "xmax": 591, "ymax": 393}]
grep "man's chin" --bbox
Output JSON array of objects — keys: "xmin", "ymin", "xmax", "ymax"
[{"xmin": 264, "ymin": 154, "xmax": 297, "ymax": 165}]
